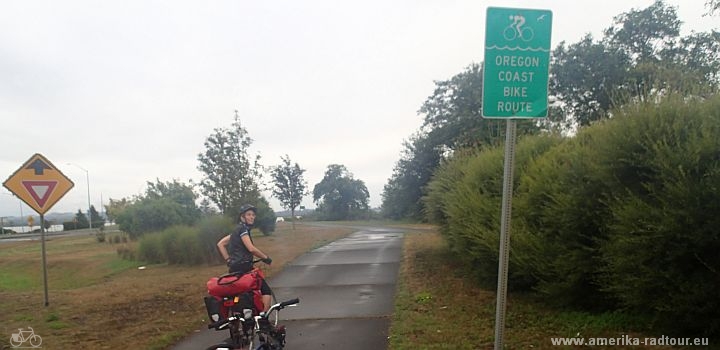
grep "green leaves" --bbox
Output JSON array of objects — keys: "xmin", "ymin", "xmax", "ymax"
[
  {"xmin": 313, "ymin": 164, "xmax": 369, "ymax": 220},
  {"xmin": 550, "ymin": 0, "xmax": 720, "ymax": 127},
  {"xmin": 270, "ymin": 155, "xmax": 308, "ymax": 224},
  {"xmin": 423, "ymin": 95, "xmax": 720, "ymax": 336},
  {"xmin": 197, "ymin": 113, "xmax": 263, "ymax": 216}
]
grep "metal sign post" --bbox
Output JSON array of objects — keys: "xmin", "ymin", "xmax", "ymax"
[
  {"xmin": 3, "ymin": 154, "xmax": 75, "ymax": 306},
  {"xmin": 40, "ymin": 214, "xmax": 49, "ymax": 307},
  {"xmin": 494, "ymin": 119, "xmax": 517, "ymax": 349},
  {"xmin": 482, "ymin": 7, "xmax": 552, "ymax": 349}
]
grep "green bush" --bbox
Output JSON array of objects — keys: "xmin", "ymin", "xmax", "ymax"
[
  {"xmin": 596, "ymin": 96, "xmax": 720, "ymax": 336},
  {"xmin": 116, "ymin": 246, "xmax": 135, "ymax": 260},
  {"xmin": 0, "ymin": 228, "xmax": 16, "ymax": 235},
  {"xmin": 424, "ymin": 133, "xmax": 561, "ymax": 288},
  {"xmin": 253, "ymin": 197, "xmax": 277, "ymax": 235},
  {"xmin": 137, "ymin": 233, "xmax": 165, "ymax": 264},
  {"xmin": 197, "ymin": 215, "xmax": 235, "ymax": 264},
  {"xmin": 159, "ymin": 226, "xmax": 204, "ymax": 265},
  {"xmin": 116, "ymin": 198, "xmax": 195, "ymax": 239},
  {"xmin": 513, "ymin": 134, "xmax": 615, "ymax": 309},
  {"xmin": 62, "ymin": 221, "xmax": 80, "ymax": 231},
  {"xmin": 424, "ymin": 148, "xmax": 478, "ymax": 227},
  {"xmin": 424, "ymin": 94, "xmax": 720, "ymax": 337},
  {"xmin": 131, "ymin": 217, "xmax": 235, "ymax": 266}
]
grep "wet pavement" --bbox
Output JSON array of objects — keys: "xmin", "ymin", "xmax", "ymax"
[{"xmin": 172, "ymin": 227, "xmax": 404, "ymax": 350}]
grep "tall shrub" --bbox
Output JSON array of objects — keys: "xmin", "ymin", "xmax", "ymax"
[
  {"xmin": 158, "ymin": 226, "xmax": 204, "ymax": 265},
  {"xmin": 116, "ymin": 198, "xmax": 187, "ymax": 239},
  {"xmin": 197, "ymin": 215, "xmax": 235, "ymax": 264},
  {"xmin": 424, "ymin": 133, "xmax": 561, "ymax": 288},
  {"xmin": 597, "ymin": 96, "xmax": 720, "ymax": 336},
  {"xmin": 514, "ymin": 135, "xmax": 614, "ymax": 308},
  {"xmin": 137, "ymin": 233, "xmax": 165, "ymax": 264}
]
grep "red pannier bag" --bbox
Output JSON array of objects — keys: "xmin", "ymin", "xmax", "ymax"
[
  {"xmin": 205, "ymin": 269, "xmax": 265, "ymax": 322},
  {"xmin": 207, "ymin": 269, "xmax": 263, "ymax": 297}
]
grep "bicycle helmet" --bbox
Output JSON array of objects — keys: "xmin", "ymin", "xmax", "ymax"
[{"xmin": 239, "ymin": 204, "xmax": 257, "ymax": 215}]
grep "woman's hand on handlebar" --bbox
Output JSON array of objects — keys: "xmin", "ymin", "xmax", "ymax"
[{"xmin": 252, "ymin": 257, "xmax": 271, "ymax": 265}]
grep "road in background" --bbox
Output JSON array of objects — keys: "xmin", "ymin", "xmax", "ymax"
[{"xmin": 172, "ymin": 227, "xmax": 404, "ymax": 350}]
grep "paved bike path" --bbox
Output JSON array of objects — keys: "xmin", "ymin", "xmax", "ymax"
[{"xmin": 172, "ymin": 227, "xmax": 404, "ymax": 350}]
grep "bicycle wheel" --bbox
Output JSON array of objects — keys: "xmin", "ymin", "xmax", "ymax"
[
  {"xmin": 9, "ymin": 337, "xmax": 22, "ymax": 348},
  {"xmin": 520, "ymin": 27, "xmax": 534, "ymax": 41},
  {"xmin": 30, "ymin": 335, "xmax": 42, "ymax": 347},
  {"xmin": 502, "ymin": 26, "xmax": 516, "ymax": 41},
  {"xmin": 256, "ymin": 330, "xmax": 283, "ymax": 350},
  {"xmin": 265, "ymin": 331, "xmax": 284, "ymax": 350},
  {"xmin": 205, "ymin": 344, "xmax": 236, "ymax": 350}
]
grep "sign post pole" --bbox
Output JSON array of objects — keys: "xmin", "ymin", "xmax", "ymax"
[
  {"xmin": 3, "ymin": 153, "xmax": 75, "ymax": 306},
  {"xmin": 482, "ymin": 7, "xmax": 552, "ymax": 349},
  {"xmin": 494, "ymin": 119, "xmax": 517, "ymax": 349},
  {"xmin": 40, "ymin": 214, "xmax": 49, "ymax": 306}
]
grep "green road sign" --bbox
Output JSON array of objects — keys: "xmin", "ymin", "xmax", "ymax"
[{"xmin": 482, "ymin": 7, "xmax": 552, "ymax": 118}]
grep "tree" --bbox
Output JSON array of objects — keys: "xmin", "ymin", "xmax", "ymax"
[
  {"xmin": 603, "ymin": 0, "xmax": 681, "ymax": 64},
  {"xmin": 89, "ymin": 205, "xmax": 105, "ymax": 228},
  {"xmin": 381, "ymin": 132, "xmax": 442, "ymax": 220},
  {"xmin": 199, "ymin": 198, "xmax": 219, "ymax": 216},
  {"xmin": 144, "ymin": 178, "xmax": 201, "ymax": 223},
  {"xmin": 75, "ymin": 209, "xmax": 89, "ymax": 229},
  {"xmin": 113, "ymin": 179, "xmax": 201, "ymax": 238},
  {"xmin": 197, "ymin": 111, "xmax": 263, "ymax": 216},
  {"xmin": 115, "ymin": 198, "xmax": 187, "ymax": 239},
  {"xmin": 313, "ymin": 164, "xmax": 369, "ymax": 221},
  {"xmin": 550, "ymin": 0, "xmax": 720, "ymax": 127},
  {"xmin": 707, "ymin": 0, "xmax": 720, "ymax": 15},
  {"xmin": 105, "ymin": 197, "xmax": 132, "ymax": 223},
  {"xmin": 252, "ymin": 196, "xmax": 277, "ymax": 235},
  {"xmin": 270, "ymin": 155, "xmax": 307, "ymax": 229},
  {"xmin": 550, "ymin": 34, "xmax": 630, "ymax": 126},
  {"xmin": 381, "ymin": 64, "xmax": 539, "ymax": 221}
]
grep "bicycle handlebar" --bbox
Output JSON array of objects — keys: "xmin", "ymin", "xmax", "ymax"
[
  {"xmin": 208, "ymin": 315, "xmax": 237, "ymax": 330},
  {"xmin": 264, "ymin": 297, "xmax": 300, "ymax": 316},
  {"xmin": 278, "ymin": 298, "xmax": 299, "ymax": 308},
  {"xmin": 208, "ymin": 297, "xmax": 300, "ymax": 330}
]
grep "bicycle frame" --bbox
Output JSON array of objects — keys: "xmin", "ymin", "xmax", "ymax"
[
  {"xmin": 11, "ymin": 328, "xmax": 34, "ymax": 342},
  {"xmin": 206, "ymin": 298, "xmax": 298, "ymax": 350}
]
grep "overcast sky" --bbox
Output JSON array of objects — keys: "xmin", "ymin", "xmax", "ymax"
[{"xmin": 1, "ymin": 0, "xmax": 716, "ymax": 219}]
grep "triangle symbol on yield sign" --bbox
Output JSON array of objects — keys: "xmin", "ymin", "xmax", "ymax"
[{"xmin": 22, "ymin": 180, "xmax": 58, "ymax": 208}]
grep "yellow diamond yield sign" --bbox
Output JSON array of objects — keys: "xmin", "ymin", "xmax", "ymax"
[{"xmin": 3, "ymin": 154, "xmax": 75, "ymax": 215}]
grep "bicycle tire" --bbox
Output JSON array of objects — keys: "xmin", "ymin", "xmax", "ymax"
[
  {"xmin": 520, "ymin": 27, "xmax": 534, "ymax": 41},
  {"xmin": 9, "ymin": 337, "xmax": 22, "ymax": 348},
  {"xmin": 255, "ymin": 329, "xmax": 283, "ymax": 350},
  {"xmin": 29, "ymin": 334, "xmax": 42, "ymax": 347},
  {"xmin": 503, "ymin": 26, "xmax": 516, "ymax": 41},
  {"xmin": 266, "ymin": 332, "xmax": 284, "ymax": 350},
  {"xmin": 205, "ymin": 344, "xmax": 235, "ymax": 350}
]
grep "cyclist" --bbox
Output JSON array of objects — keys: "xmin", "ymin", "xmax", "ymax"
[{"xmin": 217, "ymin": 204, "xmax": 273, "ymax": 312}]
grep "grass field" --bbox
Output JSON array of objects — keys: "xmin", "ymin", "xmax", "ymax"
[
  {"xmin": 0, "ymin": 223, "xmax": 354, "ymax": 350},
  {"xmin": 388, "ymin": 230, "xmax": 684, "ymax": 350},
  {"xmin": 0, "ymin": 223, "xmax": 699, "ymax": 349}
]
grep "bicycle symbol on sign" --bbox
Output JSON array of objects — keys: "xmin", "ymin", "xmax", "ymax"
[
  {"xmin": 503, "ymin": 15, "xmax": 534, "ymax": 42},
  {"xmin": 9, "ymin": 327, "xmax": 42, "ymax": 348}
]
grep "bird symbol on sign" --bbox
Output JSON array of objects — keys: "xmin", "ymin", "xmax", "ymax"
[{"xmin": 537, "ymin": 14, "xmax": 547, "ymax": 21}]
